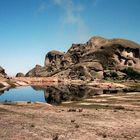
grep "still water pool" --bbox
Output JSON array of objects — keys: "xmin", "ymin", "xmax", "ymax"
[
  {"xmin": 0, "ymin": 85, "xmax": 114, "ymax": 104},
  {"xmin": 0, "ymin": 87, "xmax": 46, "ymax": 103},
  {"xmin": 0, "ymin": 85, "xmax": 97, "ymax": 104}
]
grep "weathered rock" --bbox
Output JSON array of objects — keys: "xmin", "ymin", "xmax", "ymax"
[
  {"xmin": 68, "ymin": 62, "xmax": 103, "ymax": 80},
  {"xmin": 0, "ymin": 66, "xmax": 10, "ymax": 89},
  {"xmin": 45, "ymin": 50, "xmax": 65, "ymax": 67},
  {"xmin": 0, "ymin": 82, "xmax": 10, "ymax": 88},
  {"xmin": 25, "ymin": 65, "xmax": 44, "ymax": 77},
  {"xmin": 26, "ymin": 36, "xmax": 140, "ymax": 80},
  {"xmin": 0, "ymin": 66, "xmax": 7, "ymax": 78},
  {"xmin": 16, "ymin": 73, "xmax": 25, "ymax": 77}
]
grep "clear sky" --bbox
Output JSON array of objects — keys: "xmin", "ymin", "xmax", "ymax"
[{"xmin": 0, "ymin": 0, "xmax": 140, "ymax": 76}]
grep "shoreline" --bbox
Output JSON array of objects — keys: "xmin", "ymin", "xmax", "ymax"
[{"xmin": 1, "ymin": 76, "xmax": 140, "ymax": 95}]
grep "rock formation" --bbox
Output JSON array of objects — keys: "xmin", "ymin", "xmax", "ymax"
[
  {"xmin": 26, "ymin": 36, "xmax": 140, "ymax": 80},
  {"xmin": 16, "ymin": 73, "xmax": 25, "ymax": 77},
  {"xmin": 0, "ymin": 66, "xmax": 7, "ymax": 78},
  {"xmin": 0, "ymin": 66, "xmax": 9, "ymax": 89}
]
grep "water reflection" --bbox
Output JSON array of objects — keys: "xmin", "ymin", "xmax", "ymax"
[
  {"xmin": 32, "ymin": 84, "xmax": 103, "ymax": 105},
  {"xmin": 0, "ymin": 84, "xmax": 139, "ymax": 105},
  {"xmin": 0, "ymin": 88, "xmax": 9, "ymax": 95}
]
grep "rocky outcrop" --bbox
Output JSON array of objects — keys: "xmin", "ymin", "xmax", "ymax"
[
  {"xmin": 26, "ymin": 36, "xmax": 140, "ymax": 80},
  {"xmin": 25, "ymin": 64, "xmax": 61, "ymax": 77},
  {"xmin": 26, "ymin": 65, "xmax": 44, "ymax": 77},
  {"xmin": 0, "ymin": 66, "xmax": 7, "ymax": 78},
  {"xmin": 0, "ymin": 66, "xmax": 9, "ymax": 89},
  {"xmin": 16, "ymin": 73, "xmax": 25, "ymax": 77},
  {"xmin": 68, "ymin": 62, "xmax": 103, "ymax": 80}
]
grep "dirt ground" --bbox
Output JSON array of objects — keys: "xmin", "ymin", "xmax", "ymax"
[{"xmin": 0, "ymin": 92, "xmax": 140, "ymax": 140}]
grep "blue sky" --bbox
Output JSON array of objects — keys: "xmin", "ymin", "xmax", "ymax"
[{"xmin": 0, "ymin": 0, "xmax": 140, "ymax": 76}]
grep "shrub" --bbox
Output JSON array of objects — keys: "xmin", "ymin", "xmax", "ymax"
[
  {"xmin": 121, "ymin": 68, "xmax": 140, "ymax": 80},
  {"xmin": 111, "ymin": 72, "xmax": 118, "ymax": 80}
]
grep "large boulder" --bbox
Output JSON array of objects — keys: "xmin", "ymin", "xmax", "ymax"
[
  {"xmin": 16, "ymin": 73, "xmax": 25, "ymax": 77},
  {"xmin": 82, "ymin": 37, "xmax": 140, "ymax": 71},
  {"xmin": 25, "ymin": 64, "xmax": 62, "ymax": 77},
  {"xmin": 44, "ymin": 50, "xmax": 65, "ymax": 67},
  {"xmin": 0, "ymin": 66, "xmax": 8, "ymax": 88},
  {"xmin": 0, "ymin": 66, "xmax": 7, "ymax": 78},
  {"xmin": 25, "ymin": 65, "xmax": 42, "ymax": 77},
  {"xmin": 69, "ymin": 62, "xmax": 103, "ymax": 80}
]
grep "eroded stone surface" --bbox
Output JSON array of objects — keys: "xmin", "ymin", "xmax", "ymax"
[{"xmin": 26, "ymin": 36, "xmax": 140, "ymax": 80}]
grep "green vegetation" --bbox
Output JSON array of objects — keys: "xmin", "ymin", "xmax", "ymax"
[
  {"xmin": 111, "ymin": 72, "xmax": 118, "ymax": 80},
  {"xmin": 104, "ymin": 71, "xmax": 119, "ymax": 81},
  {"xmin": 121, "ymin": 68, "xmax": 140, "ymax": 80}
]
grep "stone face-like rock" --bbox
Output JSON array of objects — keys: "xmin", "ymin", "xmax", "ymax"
[
  {"xmin": 45, "ymin": 50, "xmax": 65, "ymax": 67},
  {"xmin": 16, "ymin": 73, "xmax": 25, "ymax": 77},
  {"xmin": 26, "ymin": 36, "xmax": 140, "ymax": 80}
]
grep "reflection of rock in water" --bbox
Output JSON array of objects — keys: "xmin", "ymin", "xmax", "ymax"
[
  {"xmin": 32, "ymin": 85, "xmax": 103, "ymax": 105},
  {"xmin": 0, "ymin": 88, "xmax": 10, "ymax": 95},
  {"xmin": 0, "ymin": 90, "xmax": 5, "ymax": 95},
  {"xmin": 44, "ymin": 85, "xmax": 72, "ymax": 105},
  {"xmin": 44, "ymin": 87, "xmax": 64, "ymax": 105}
]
